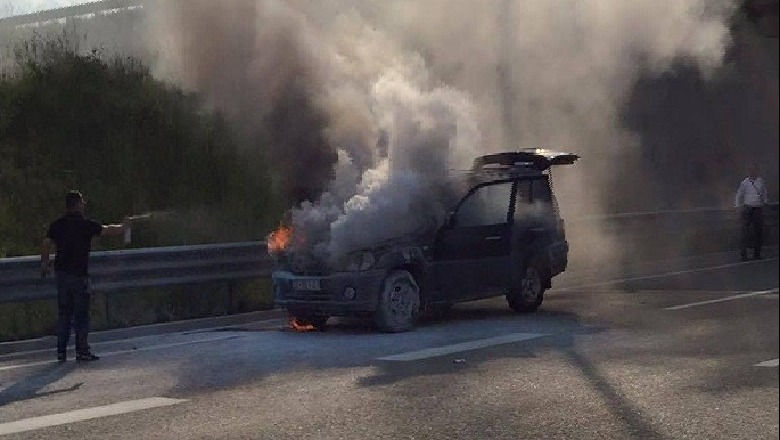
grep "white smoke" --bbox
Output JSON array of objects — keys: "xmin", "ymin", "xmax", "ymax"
[
  {"xmin": 291, "ymin": 54, "xmax": 481, "ymax": 262},
  {"xmin": 144, "ymin": 0, "xmax": 737, "ymax": 264}
]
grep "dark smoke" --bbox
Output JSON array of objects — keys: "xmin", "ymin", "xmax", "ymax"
[
  {"xmin": 622, "ymin": 23, "xmax": 779, "ymax": 209},
  {"xmin": 142, "ymin": 0, "xmax": 747, "ymax": 263},
  {"xmin": 147, "ymin": 0, "xmax": 337, "ymax": 204},
  {"xmin": 136, "ymin": 0, "xmax": 776, "ymax": 266},
  {"xmin": 3, "ymin": 0, "xmax": 773, "ymax": 271}
]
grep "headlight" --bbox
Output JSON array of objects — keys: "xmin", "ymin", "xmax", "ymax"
[
  {"xmin": 344, "ymin": 252, "xmax": 376, "ymax": 271},
  {"xmin": 343, "ymin": 286, "xmax": 357, "ymax": 300}
]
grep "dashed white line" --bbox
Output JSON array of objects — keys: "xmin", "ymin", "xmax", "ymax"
[
  {"xmin": 664, "ymin": 288, "xmax": 779, "ymax": 310},
  {"xmin": 377, "ymin": 333, "xmax": 547, "ymax": 361},
  {"xmin": 755, "ymin": 359, "xmax": 779, "ymax": 367},
  {"xmin": 0, "ymin": 397, "xmax": 187, "ymax": 436},
  {"xmin": 0, "ymin": 317, "xmax": 282, "ymax": 362},
  {"xmin": 557, "ymin": 258, "xmax": 779, "ymax": 292}
]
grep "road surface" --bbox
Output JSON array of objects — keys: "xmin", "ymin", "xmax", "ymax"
[{"xmin": 0, "ymin": 250, "xmax": 777, "ymax": 439}]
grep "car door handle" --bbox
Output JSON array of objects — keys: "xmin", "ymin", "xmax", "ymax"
[{"xmin": 484, "ymin": 236, "xmax": 502, "ymax": 241}]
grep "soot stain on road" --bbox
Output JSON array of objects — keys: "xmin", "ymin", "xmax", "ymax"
[{"xmin": 160, "ymin": 305, "xmax": 600, "ymax": 397}]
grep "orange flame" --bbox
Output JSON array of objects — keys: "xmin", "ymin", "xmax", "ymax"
[
  {"xmin": 289, "ymin": 317, "xmax": 317, "ymax": 332},
  {"xmin": 268, "ymin": 225, "xmax": 294, "ymax": 254}
]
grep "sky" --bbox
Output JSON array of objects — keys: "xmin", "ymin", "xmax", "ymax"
[{"xmin": 0, "ymin": 0, "xmax": 87, "ymax": 18}]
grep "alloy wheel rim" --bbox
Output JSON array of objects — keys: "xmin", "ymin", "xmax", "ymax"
[
  {"xmin": 390, "ymin": 282, "xmax": 415, "ymax": 318},
  {"xmin": 521, "ymin": 267, "xmax": 541, "ymax": 302}
]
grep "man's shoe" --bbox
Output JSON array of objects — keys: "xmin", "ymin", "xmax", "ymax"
[
  {"xmin": 57, "ymin": 352, "xmax": 66, "ymax": 363},
  {"xmin": 76, "ymin": 352, "xmax": 100, "ymax": 362},
  {"xmin": 740, "ymin": 253, "xmax": 749, "ymax": 262},
  {"xmin": 754, "ymin": 254, "xmax": 763, "ymax": 260}
]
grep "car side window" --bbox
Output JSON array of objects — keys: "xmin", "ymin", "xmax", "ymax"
[
  {"xmin": 456, "ymin": 182, "xmax": 513, "ymax": 227},
  {"xmin": 516, "ymin": 177, "xmax": 556, "ymax": 225},
  {"xmin": 514, "ymin": 180, "xmax": 533, "ymax": 221}
]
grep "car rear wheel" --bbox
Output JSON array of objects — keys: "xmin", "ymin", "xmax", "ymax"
[
  {"xmin": 507, "ymin": 263, "xmax": 546, "ymax": 313},
  {"xmin": 374, "ymin": 270, "xmax": 420, "ymax": 333}
]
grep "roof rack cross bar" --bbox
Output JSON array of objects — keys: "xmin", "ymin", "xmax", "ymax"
[{"xmin": 472, "ymin": 148, "xmax": 579, "ymax": 172}]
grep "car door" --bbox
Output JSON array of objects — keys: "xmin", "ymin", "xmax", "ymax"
[
  {"xmin": 511, "ymin": 176, "xmax": 562, "ymax": 281},
  {"xmin": 434, "ymin": 181, "xmax": 515, "ymax": 300}
]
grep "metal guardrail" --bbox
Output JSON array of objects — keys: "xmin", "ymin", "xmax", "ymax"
[
  {"xmin": 0, "ymin": 241, "xmax": 271, "ymax": 304},
  {"xmin": 0, "ymin": 204, "xmax": 777, "ymax": 304},
  {"xmin": 566, "ymin": 204, "xmax": 779, "ymax": 259},
  {"xmin": 569, "ymin": 204, "xmax": 779, "ymax": 234}
]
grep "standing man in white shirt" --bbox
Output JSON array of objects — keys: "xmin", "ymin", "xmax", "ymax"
[{"xmin": 734, "ymin": 164, "xmax": 768, "ymax": 261}]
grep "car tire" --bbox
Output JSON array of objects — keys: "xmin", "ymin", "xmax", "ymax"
[
  {"xmin": 374, "ymin": 270, "xmax": 420, "ymax": 333},
  {"xmin": 507, "ymin": 262, "xmax": 546, "ymax": 313}
]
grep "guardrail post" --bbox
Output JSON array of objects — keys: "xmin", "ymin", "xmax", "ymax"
[
  {"xmin": 105, "ymin": 293, "xmax": 112, "ymax": 327},
  {"xmin": 227, "ymin": 281, "xmax": 235, "ymax": 315}
]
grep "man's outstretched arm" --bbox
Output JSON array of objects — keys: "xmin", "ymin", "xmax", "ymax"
[{"xmin": 100, "ymin": 217, "xmax": 131, "ymax": 238}]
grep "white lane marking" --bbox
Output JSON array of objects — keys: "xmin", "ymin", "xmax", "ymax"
[
  {"xmin": 0, "ymin": 359, "xmax": 54, "ymax": 372},
  {"xmin": 0, "ymin": 334, "xmax": 241, "ymax": 372},
  {"xmin": 0, "ymin": 317, "xmax": 281, "ymax": 362},
  {"xmin": 0, "ymin": 397, "xmax": 186, "ymax": 436},
  {"xmin": 377, "ymin": 333, "xmax": 547, "ymax": 361},
  {"xmin": 557, "ymin": 258, "xmax": 779, "ymax": 292},
  {"xmin": 664, "ymin": 288, "xmax": 779, "ymax": 310},
  {"xmin": 755, "ymin": 359, "xmax": 779, "ymax": 367},
  {"xmin": 556, "ymin": 288, "xmax": 777, "ymax": 297}
]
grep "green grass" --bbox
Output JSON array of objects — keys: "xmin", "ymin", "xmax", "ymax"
[{"xmin": 0, "ymin": 278, "xmax": 274, "ymax": 342}]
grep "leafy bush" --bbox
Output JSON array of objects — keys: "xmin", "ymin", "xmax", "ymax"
[{"xmin": 0, "ymin": 33, "xmax": 281, "ymax": 257}]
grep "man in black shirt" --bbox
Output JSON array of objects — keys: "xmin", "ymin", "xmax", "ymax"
[{"xmin": 41, "ymin": 191, "xmax": 129, "ymax": 362}]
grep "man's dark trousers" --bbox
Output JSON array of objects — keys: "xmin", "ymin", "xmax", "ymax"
[
  {"xmin": 56, "ymin": 272, "xmax": 91, "ymax": 355},
  {"xmin": 741, "ymin": 206, "xmax": 764, "ymax": 258}
]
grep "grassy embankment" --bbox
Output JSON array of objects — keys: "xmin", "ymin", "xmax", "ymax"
[{"xmin": 0, "ymin": 35, "xmax": 284, "ymax": 341}]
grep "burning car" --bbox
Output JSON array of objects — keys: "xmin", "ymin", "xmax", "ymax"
[{"xmin": 271, "ymin": 149, "xmax": 579, "ymax": 332}]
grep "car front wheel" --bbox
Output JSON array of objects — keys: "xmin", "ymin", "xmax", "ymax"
[
  {"xmin": 374, "ymin": 270, "xmax": 420, "ymax": 332},
  {"xmin": 507, "ymin": 263, "xmax": 546, "ymax": 313}
]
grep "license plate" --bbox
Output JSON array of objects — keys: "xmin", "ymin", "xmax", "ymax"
[{"xmin": 292, "ymin": 278, "xmax": 321, "ymax": 291}]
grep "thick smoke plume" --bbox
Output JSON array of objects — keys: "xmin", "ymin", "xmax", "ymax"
[{"xmin": 146, "ymin": 0, "xmax": 737, "ymax": 264}]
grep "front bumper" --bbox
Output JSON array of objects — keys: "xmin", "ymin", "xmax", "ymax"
[{"xmin": 272, "ymin": 269, "xmax": 386, "ymax": 316}]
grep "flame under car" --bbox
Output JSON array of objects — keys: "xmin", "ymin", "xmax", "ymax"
[{"xmin": 271, "ymin": 149, "xmax": 579, "ymax": 332}]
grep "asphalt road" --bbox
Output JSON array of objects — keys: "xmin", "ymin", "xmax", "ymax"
[{"xmin": 0, "ymin": 250, "xmax": 777, "ymax": 440}]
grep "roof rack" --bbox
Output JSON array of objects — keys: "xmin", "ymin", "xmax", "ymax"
[{"xmin": 472, "ymin": 148, "xmax": 579, "ymax": 172}]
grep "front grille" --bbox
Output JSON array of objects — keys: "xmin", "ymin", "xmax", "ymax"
[
  {"xmin": 291, "ymin": 270, "xmax": 328, "ymax": 277},
  {"xmin": 286, "ymin": 291, "xmax": 335, "ymax": 301},
  {"xmin": 288, "ymin": 255, "xmax": 331, "ymax": 276}
]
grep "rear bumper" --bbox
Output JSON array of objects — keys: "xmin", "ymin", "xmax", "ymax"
[{"xmin": 272, "ymin": 270, "xmax": 386, "ymax": 316}]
